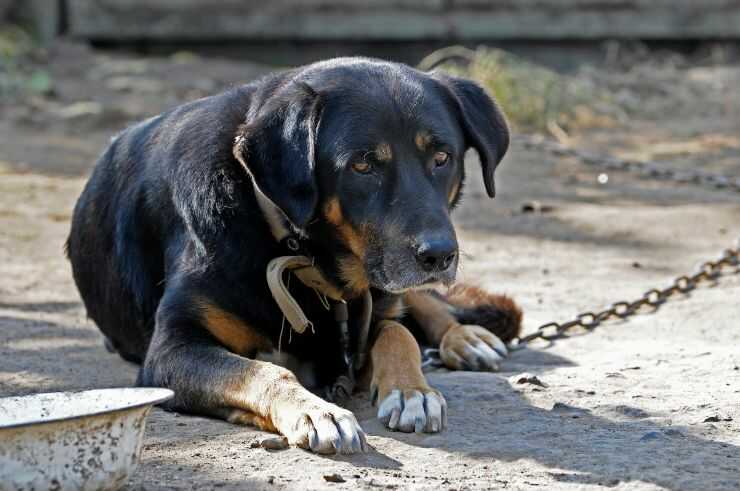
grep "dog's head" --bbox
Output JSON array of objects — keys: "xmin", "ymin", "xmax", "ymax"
[{"xmin": 235, "ymin": 58, "xmax": 509, "ymax": 295}]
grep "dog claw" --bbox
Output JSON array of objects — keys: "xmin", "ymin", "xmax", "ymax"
[
  {"xmin": 278, "ymin": 396, "xmax": 367, "ymax": 455},
  {"xmin": 377, "ymin": 389, "xmax": 446, "ymax": 433},
  {"xmin": 441, "ymin": 324, "xmax": 508, "ymax": 372}
]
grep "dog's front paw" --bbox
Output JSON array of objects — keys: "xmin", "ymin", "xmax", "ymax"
[
  {"xmin": 440, "ymin": 324, "xmax": 508, "ymax": 371},
  {"xmin": 376, "ymin": 388, "xmax": 447, "ymax": 433},
  {"xmin": 272, "ymin": 389, "xmax": 368, "ymax": 454}
]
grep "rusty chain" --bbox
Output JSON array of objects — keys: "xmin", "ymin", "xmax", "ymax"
[
  {"xmin": 508, "ymin": 240, "xmax": 739, "ymax": 350},
  {"xmin": 514, "ymin": 134, "xmax": 740, "ymax": 193}
]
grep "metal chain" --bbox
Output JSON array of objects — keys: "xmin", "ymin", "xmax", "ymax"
[
  {"xmin": 514, "ymin": 134, "xmax": 740, "ymax": 193},
  {"xmin": 508, "ymin": 239, "xmax": 739, "ymax": 350},
  {"xmin": 418, "ymin": 46, "xmax": 740, "ymax": 355}
]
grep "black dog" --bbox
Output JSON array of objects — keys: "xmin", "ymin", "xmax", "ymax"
[{"xmin": 67, "ymin": 58, "xmax": 521, "ymax": 454}]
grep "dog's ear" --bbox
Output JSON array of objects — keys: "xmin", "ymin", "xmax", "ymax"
[
  {"xmin": 233, "ymin": 83, "xmax": 322, "ymax": 234},
  {"xmin": 434, "ymin": 74, "xmax": 509, "ymax": 198}
]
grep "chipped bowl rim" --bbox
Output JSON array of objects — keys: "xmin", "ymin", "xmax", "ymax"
[{"xmin": 0, "ymin": 388, "xmax": 174, "ymax": 430}]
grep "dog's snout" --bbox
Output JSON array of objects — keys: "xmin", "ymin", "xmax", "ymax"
[{"xmin": 415, "ymin": 236, "xmax": 457, "ymax": 273}]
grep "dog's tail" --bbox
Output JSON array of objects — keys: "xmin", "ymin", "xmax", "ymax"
[{"xmin": 444, "ymin": 283, "xmax": 523, "ymax": 343}]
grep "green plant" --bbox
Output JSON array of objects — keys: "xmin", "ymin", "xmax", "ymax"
[{"xmin": 0, "ymin": 24, "xmax": 52, "ymax": 100}]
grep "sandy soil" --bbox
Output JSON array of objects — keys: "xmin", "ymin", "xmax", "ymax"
[{"xmin": 1, "ymin": 42, "xmax": 739, "ymax": 490}]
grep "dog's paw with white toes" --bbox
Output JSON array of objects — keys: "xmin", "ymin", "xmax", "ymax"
[
  {"xmin": 440, "ymin": 324, "xmax": 508, "ymax": 371},
  {"xmin": 272, "ymin": 393, "xmax": 368, "ymax": 454},
  {"xmin": 377, "ymin": 389, "xmax": 447, "ymax": 433}
]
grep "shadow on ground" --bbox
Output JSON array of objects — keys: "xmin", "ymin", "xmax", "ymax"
[
  {"xmin": 2, "ymin": 310, "xmax": 737, "ymax": 490},
  {"xmin": 364, "ymin": 369, "xmax": 740, "ymax": 490}
]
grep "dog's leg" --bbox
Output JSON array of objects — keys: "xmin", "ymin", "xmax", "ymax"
[
  {"xmin": 139, "ymin": 305, "xmax": 367, "ymax": 455},
  {"xmin": 404, "ymin": 285, "xmax": 522, "ymax": 372},
  {"xmin": 369, "ymin": 320, "xmax": 447, "ymax": 433}
]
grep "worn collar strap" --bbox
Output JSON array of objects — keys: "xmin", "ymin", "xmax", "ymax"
[
  {"xmin": 267, "ymin": 255, "xmax": 344, "ymax": 334},
  {"xmin": 233, "ymin": 139, "xmax": 302, "ymax": 243},
  {"xmin": 235, "ymin": 148, "xmax": 345, "ymax": 333}
]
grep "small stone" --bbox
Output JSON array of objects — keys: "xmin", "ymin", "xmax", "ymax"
[
  {"xmin": 521, "ymin": 200, "xmax": 554, "ymax": 213},
  {"xmin": 323, "ymin": 473, "xmax": 346, "ymax": 483},
  {"xmin": 663, "ymin": 429, "xmax": 684, "ymax": 437},
  {"xmin": 551, "ymin": 402, "xmax": 590, "ymax": 417},
  {"xmin": 640, "ymin": 431, "xmax": 662, "ymax": 441},
  {"xmin": 613, "ymin": 405, "xmax": 649, "ymax": 419},
  {"xmin": 511, "ymin": 373, "xmax": 548, "ymax": 388},
  {"xmin": 260, "ymin": 436, "xmax": 289, "ymax": 450},
  {"xmin": 575, "ymin": 389, "xmax": 596, "ymax": 396},
  {"xmin": 249, "ymin": 440, "xmax": 261, "ymax": 448}
]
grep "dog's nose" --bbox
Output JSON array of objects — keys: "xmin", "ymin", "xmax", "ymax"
[{"xmin": 415, "ymin": 237, "xmax": 457, "ymax": 272}]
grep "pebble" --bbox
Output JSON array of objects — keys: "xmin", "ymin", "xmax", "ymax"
[
  {"xmin": 521, "ymin": 200, "xmax": 554, "ymax": 213},
  {"xmin": 575, "ymin": 389, "xmax": 596, "ymax": 396},
  {"xmin": 323, "ymin": 473, "xmax": 346, "ymax": 483},
  {"xmin": 640, "ymin": 431, "xmax": 662, "ymax": 441},
  {"xmin": 260, "ymin": 436, "xmax": 289, "ymax": 450},
  {"xmin": 613, "ymin": 405, "xmax": 650, "ymax": 419},
  {"xmin": 511, "ymin": 373, "xmax": 548, "ymax": 388},
  {"xmin": 640, "ymin": 429, "xmax": 684, "ymax": 441},
  {"xmin": 663, "ymin": 429, "xmax": 684, "ymax": 437},
  {"xmin": 551, "ymin": 402, "xmax": 591, "ymax": 418}
]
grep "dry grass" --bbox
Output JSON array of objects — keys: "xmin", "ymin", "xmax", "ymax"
[{"xmin": 420, "ymin": 46, "xmax": 620, "ymax": 134}]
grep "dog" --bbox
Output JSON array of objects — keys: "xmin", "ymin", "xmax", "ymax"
[{"xmin": 67, "ymin": 57, "xmax": 522, "ymax": 454}]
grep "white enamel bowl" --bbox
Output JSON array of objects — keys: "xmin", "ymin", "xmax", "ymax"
[{"xmin": 0, "ymin": 388, "xmax": 174, "ymax": 491}]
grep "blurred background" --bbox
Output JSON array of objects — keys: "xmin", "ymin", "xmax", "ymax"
[{"xmin": 2, "ymin": 0, "xmax": 739, "ymax": 174}]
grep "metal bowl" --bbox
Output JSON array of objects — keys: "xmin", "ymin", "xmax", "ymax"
[{"xmin": 0, "ymin": 388, "xmax": 174, "ymax": 491}]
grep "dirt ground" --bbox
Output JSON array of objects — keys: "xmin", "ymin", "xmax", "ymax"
[{"xmin": 1, "ymin": 41, "xmax": 739, "ymax": 490}]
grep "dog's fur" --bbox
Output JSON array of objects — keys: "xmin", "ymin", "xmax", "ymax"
[{"xmin": 67, "ymin": 58, "xmax": 522, "ymax": 454}]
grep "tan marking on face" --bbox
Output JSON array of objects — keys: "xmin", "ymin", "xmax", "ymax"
[
  {"xmin": 340, "ymin": 223, "xmax": 367, "ymax": 259},
  {"xmin": 415, "ymin": 130, "xmax": 432, "ymax": 152},
  {"xmin": 338, "ymin": 254, "xmax": 370, "ymax": 294},
  {"xmin": 324, "ymin": 197, "xmax": 343, "ymax": 226},
  {"xmin": 375, "ymin": 142, "xmax": 393, "ymax": 162},
  {"xmin": 370, "ymin": 320, "xmax": 433, "ymax": 403},
  {"xmin": 324, "ymin": 197, "xmax": 367, "ymax": 259},
  {"xmin": 198, "ymin": 299, "xmax": 272, "ymax": 355}
]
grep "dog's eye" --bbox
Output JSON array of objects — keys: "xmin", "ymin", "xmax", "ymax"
[
  {"xmin": 352, "ymin": 161, "xmax": 372, "ymax": 174},
  {"xmin": 433, "ymin": 151, "xmax": 450, "ymax": 167}
]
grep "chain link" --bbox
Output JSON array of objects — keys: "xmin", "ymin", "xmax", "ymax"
[
  {"xmin": 508, "ymin": 239, "xmax": 739, "ymax": 350},
  {"xmin": 514, "ymin": 134, "xmax": 740, "ymax": 193},
  {"xmin": 506, "ymin": 134, "xmax": 739, "ymax": 349}
]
